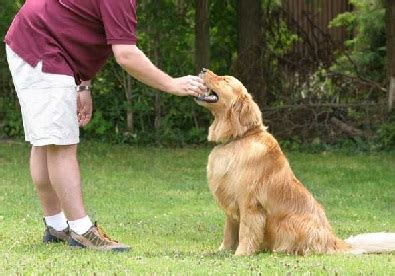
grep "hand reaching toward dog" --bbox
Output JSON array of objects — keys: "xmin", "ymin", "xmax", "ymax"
[
  {"xmin": 168, "ymin": 75, "xmax": 207, "ymax": 97},
  {"xmin": 112, "ymin": 45, "xmax": 207, "ymax": 97}
]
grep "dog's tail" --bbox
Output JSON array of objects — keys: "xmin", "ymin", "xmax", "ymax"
[{"xmin": 344, "ymin": 232, "xmax": 395, "ymax": 254}]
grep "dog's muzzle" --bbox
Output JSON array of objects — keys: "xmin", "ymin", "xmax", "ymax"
[{"xmin": 195, "ymin": 69, "xmax": 219, "ymax": 103}]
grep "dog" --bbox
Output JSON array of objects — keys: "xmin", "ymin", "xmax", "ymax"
[{"xmin": 196, "ymin": 69, "xmax": 395, "ymax": 256}]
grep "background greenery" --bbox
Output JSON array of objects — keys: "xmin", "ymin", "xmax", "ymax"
[
  {"xmin": 0, "ymin": 0, "xmax": 393, "ymax": 149},
  {"xmin": 0, "ymin": 142, "xmax": 394, "ymax": 274}
]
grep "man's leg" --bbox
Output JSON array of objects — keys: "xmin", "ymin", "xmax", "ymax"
[
  {"xmin": 30, "ymin": 146, "xmax": 62, "ymax": 216},
  {"xmin": 31, "ymin": 146, "xmax": 69, "ymax": 240},
  {"xmin": 46, "ymin": 144, "xmax": 87, "ymax": 221},
  {"xmin": 46, "ymin": 144, "xmax": 129, "ymax": 251}
]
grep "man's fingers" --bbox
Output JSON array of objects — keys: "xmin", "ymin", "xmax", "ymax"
[
  {"xmin": 79, "ymin": 117, "xmax": 89, "ymax": 127},
  {"xmin": 187, "ymin": 88, "xmax": 200, "ymax": 97},
  {"xmin": 189, "ymin": 92, "xmax": 199, "ymax": 97},
  {"xmin": 172, "ymin": 75, "xmax": 207, "ymax": 97},
  {"xmin": 189, "ymin": 75, "xmax": 204, "ymax": 83},
  {"xmin": 188, "ymin": 77, "xmax": 204, "ymax": 85},
  {"xmin": 188, "ymin": 82, "xmax": 206, "ymax": 95},
  {"xmin": 78, "ymin": 112, "xmax": 85, "ymax": 127},
  {"xmin": 189, "ymin": 76, "xmax": 207, "ymax": 94},
  {"xmin": 78, "ymin": 108, "xmax": 92, "ymax": 127},
  {"xmin": 197, "ymin": 83, "xmax": 207, "ymax": 92}
]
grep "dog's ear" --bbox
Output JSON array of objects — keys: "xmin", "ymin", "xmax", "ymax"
[{"xmin": 229, "ymin": 94, "xmax": 262, "ymax": 138}]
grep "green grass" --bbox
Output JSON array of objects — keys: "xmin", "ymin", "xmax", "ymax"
[{"xmin": 0, "ymin": 141, "xmax": 394, "ymax": 274}]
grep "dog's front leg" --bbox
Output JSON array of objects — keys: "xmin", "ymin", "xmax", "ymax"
[
  {"xmin": 235, "ymin": 208, "xmax": 266, "ymax": 256},
  {"xmin": 219, "ymin": 215, "xmax": 239, "ymax": 251}
]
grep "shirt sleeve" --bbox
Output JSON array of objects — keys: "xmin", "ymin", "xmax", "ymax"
[{"xmin": 99, "ymin": 0, "xmax": 137, "ymax": 45}]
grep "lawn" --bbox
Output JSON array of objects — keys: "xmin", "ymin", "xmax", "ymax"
[{"xmin": 0, "ymin": 141, "xmax": 394, "ymax": 274}]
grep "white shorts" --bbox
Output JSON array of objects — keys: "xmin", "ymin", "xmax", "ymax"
[{"xmin": 6, "ymin": 45, "xmax": 79, "ymax": 146}]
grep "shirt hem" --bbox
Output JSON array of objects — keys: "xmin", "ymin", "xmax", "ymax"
[
  {"xmin": 107, "ymin": 38, "xmax": 137, "ymax": 45},
  {"xmin": 28, "ymin": 137, "xmax": 80, "ymax": 146},
  {"xmin": 5, "ymin": 39, "xmax": 39, "ymax": 68},
  {"xmin": 5, "ymin": 39, "xmax": 76, "ymax": 81}
]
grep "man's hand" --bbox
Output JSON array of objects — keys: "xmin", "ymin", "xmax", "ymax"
[
  {"xmin": 167, "ymin": 75, "xmax": 207, "ymax": 97},
  {"xmin": 77, "ymin": 90, "xmax": 92, "ymax": 127}
]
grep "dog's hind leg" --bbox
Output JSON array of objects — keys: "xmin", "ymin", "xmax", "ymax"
[
  {"xmin": 235, "ymin": 206, "xmax": 266, "ymax": 256},
  {"xmin": 219, "ymin": 214, "xmax": 239, "ymax": 251}
]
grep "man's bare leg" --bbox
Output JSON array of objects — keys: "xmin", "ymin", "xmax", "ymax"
[
  {"xmin": 44, "ymin": 144, "xmax": 128, "ymax": 250},
  {"xmin": 30, "ymin": 146, "xmax": 62, "ymax": 216},
  {"xmin": 46, "ymin": 144, "xmax": 87, "ymax": 221}
]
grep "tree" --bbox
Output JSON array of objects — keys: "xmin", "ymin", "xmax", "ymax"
[
  {"xmin": 195, "ymin": 0, "xmax": 210, "ymax": 73},
  {"xmin": 234, "ymin": 0, "xmax": 266, "ymax": 108},
  {"xmin": 0, "ymin": 1, "xmax": 23, "ymax": 137},
  {"xmin": 387, "ymin": 0, "xmax": 395, "ymax": 112}
]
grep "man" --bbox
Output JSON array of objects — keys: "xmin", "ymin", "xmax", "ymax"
[{"xmin": 4, "ymin": 0, "xmax": 206, "ymax": 252}]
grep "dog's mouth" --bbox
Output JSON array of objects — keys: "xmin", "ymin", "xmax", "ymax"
[
  {"xmin": 194, "ymin": 69, "xmax": 219, "ymax": 103},
  {"xmin": 195, "ymin": 88, "xmax": 219, "ymax": 103}
]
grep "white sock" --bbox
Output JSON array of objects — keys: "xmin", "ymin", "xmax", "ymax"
[
  {"xmin": 68, "ymin": 216, "xmax": 93, "ymax": 235},
  {"xmin": 44, "ymin": 212, "xmax": 68, "ymax": 231}
]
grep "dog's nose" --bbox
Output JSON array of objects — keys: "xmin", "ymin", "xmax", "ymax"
[
  {"xmin": 199, "ymin": 68, "xmax": 208, "ymax": 78},
  {"xmin": 200, "ymin": 68, "xmax": 209, "ymax": 75}
]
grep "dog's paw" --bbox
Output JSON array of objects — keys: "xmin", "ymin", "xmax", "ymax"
[
  {"xmin": 235, "ymin": 247, "xmax": 254, "ymax": 256},
  {"xmin": 218, "ymin": 242, "xmax": 238, "ymax": 251},
  {"xmin": 234, "ymin": 249, "xmax": 247, "ymax": 256},
  {"xmin": 218, "ymin": 243, "xmax": 227, "ymax": 251}
]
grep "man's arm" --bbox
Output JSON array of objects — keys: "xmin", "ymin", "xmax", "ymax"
[
  {"xmin": 112, "ymin": 45, "xmax": 206, "ymax": 97},
  {"xmin": 79, "ymin": 80, "xmax": 92, "ymax": 88},
  {"xmin": 77, "ymin": 80, "xmax": 93, "ymax": 127}
]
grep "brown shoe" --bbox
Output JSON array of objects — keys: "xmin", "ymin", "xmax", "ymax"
[
  {"xmin": 43, "ymin": 219, "xmax": 70, "ymax": 243},
  {"xmin": 68, "ymin": 222, "xmax": 130, "ymax": 252}
]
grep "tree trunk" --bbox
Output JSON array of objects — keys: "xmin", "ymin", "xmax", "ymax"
[
  {"xmin": 153, "ymin": 28, "xmax": 162, "ymax": 142},
  {"xmin": 124, "ymin": 72, "xmax": 134, "ymax": 133},
  {"xmin": 195, "ymin": 0, "xmax": 210, "ymax": 73},
  {"xmin": 114, "ymin": 66, "xmax": 134, "ymax": 134},
  {"xmin": 387, "ymin": 0, "xmax": 395, "ymax": 112},
  {"xmin": 234, "ymin": 0, "xmax": 266, "ymax": 108}
]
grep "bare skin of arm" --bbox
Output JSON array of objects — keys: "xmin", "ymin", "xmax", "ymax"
[{"xmin": 112, "ymin": 44, "xmax": 206, "ymax": 97}]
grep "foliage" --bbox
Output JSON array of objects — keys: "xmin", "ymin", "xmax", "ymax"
[
  {"xmin": 1, "ymin": 143, "xmax": 394, "ymax": 273},
  {"xmin": 210, "ymin": 0, "xmax": 237, "ymax": 74},
  {"xmin": 0, "ymin": 1, "xmax": 22, "ymax": 137},
  {"xmin": 375, "ymin": 113, "xmax": 395, "ymax": 150},
  {"xmin": 328, "ymin": 0, "xmax": 389, "ymax": 149},
  {"xmin": 0, "ymin": 0, "xmax": 392, "ymax": 148},
  {"xmin": 274, "ymin": 0, "xmax": 390, "ymax": 149},
  {"xmin": 2, "ymin": 96, "xmax": 23, "ymax": 137},
  {"xmin": 329, "ymin": 0, "xmax": 386, "ymax": 83},
  {"xmin": 261, "ymin": 4, "xmax": 300, "ymax": 104}
]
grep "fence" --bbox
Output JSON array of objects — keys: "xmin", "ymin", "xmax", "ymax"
[{"xmin": 282, "ymin": 0, "xmax": 353, "ymax": 65}]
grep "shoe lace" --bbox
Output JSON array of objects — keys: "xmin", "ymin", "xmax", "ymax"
[{"xmin": 94, "ymin": 222, "xmax": 119, "ymax": 243}]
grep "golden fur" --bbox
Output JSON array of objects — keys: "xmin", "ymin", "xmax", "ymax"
[{"xmin": 197, "ymin": 70, "xmax": 349, "ymax": 256}]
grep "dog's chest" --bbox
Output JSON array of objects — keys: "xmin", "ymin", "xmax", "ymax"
[
  {"xmin": 207, "ymin": 139, "xmax": 270, "ymax": 219},
  {"xmin": 208, "ymin": 145, "xmax": 235, "ymax": 183},
  {"xmin": 207, "ymin": 144, "xmax": 242, "ymax": 211},
  {"xmin": 207, "ymin": 140, "xmax": 265, "ymax": 191}
]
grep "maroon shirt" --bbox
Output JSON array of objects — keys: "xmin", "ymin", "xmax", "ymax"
[{"xmin": 4, "ymin": 0, "xmax": 137, "ymax": 84}]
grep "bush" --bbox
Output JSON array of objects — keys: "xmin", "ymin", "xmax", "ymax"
[{"xmin": 375, "ymin": 114, "xmax": 395, "ymax": 150}]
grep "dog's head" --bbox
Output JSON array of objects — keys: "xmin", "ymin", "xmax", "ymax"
[{"xmin": 196, "ymin": 69, "xmax": 264, "ymax": 143}]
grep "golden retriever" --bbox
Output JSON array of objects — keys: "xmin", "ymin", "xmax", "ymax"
[{"xmin": 196, "ymin": 69, "xmax": 395, "ymax": 256}]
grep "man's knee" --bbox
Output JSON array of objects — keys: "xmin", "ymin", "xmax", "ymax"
[{"xmin": 47, "ymin": 144, "xmax": 77, "ymax": 155}]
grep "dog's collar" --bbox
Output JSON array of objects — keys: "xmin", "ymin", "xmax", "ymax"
[{"xmin": 220, "ymin": 125, "xmax": 264, "ymax": 145}]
